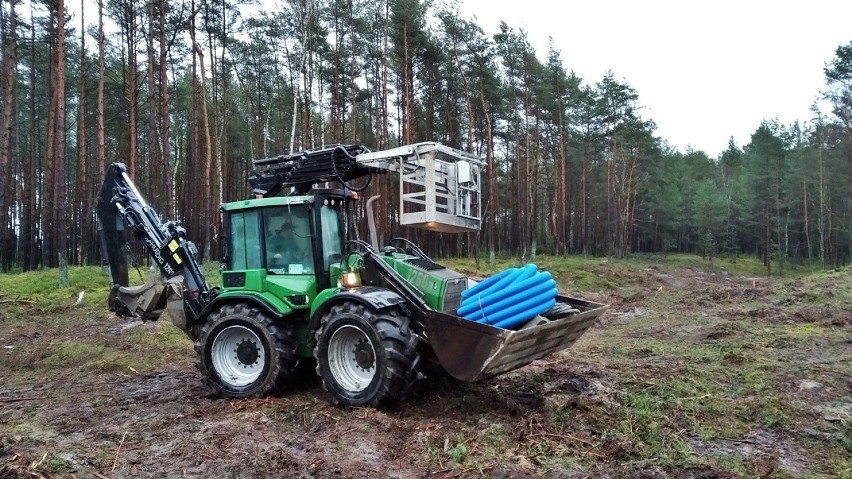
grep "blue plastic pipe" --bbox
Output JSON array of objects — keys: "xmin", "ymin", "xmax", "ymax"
[
  {"xmin": 492, "ymin": 297, "xmax": 557, "ymax": 330},
  {"xmin": 465, "ymin": 277, "xmax": 557, "ymax": 323},
  {"xmin": 485, "ymin": 287, "xmax": 557, "ymax": 324},
  {"xmin": 458, "ymin": 264, "xmax": 537, "ymax": 312},
  {"xmin": 477, "ymin": 264, "xmax": 536, "ymax": 300},
  {"xmin": 461, "ymin": 267, "xmax": 515, "ymax": 299},
  {"xmin": 457, "ymin": 263, "xmax": 559, "ymax": 330},
  {"xmin": 458, "ymin": 266, "xmax": 529, "ymax": 316},
  {"xmin": 457, "ymin": 270, "xmax": 552, "ymax": 318}
]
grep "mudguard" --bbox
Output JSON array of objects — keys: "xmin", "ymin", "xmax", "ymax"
[
  {"xmin": 309, "ymin": 286, "xmax": 408, "ymax": 332},
  {"xmin": 195, "ymin": 293, "xmax": 292, "ymax": 325}
]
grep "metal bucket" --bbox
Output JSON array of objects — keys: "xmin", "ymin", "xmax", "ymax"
[{"xmin": 421, "ymin": 295, "xmax": 608, "ymax": 382}]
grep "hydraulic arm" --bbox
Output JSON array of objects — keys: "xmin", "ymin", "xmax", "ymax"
[{"xmin": 96, "ymin": 162, "xmax": 213, "ymax": 322}]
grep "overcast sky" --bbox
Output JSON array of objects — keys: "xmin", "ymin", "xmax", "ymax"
[{"xmin": 457, "ymin": 0, "xmax": 852, "ymax": 157}]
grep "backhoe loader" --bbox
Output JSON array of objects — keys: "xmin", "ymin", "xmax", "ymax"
[{"xmin": 96, "ymin": 142, "xmax": 607, "ymax": 407}]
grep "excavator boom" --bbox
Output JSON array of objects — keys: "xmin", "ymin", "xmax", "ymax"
[{"xmin": 96, "ymin": 162, "xmax": 212, "ymax": 324}]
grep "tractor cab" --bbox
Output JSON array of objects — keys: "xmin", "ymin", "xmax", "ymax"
[{"xmin": 220, "ymin": 190, "xmax": 348, "ymax": 309}]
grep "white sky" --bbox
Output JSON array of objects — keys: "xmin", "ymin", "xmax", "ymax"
[
  {"xmin": 458, "ymin": 0, "xmax": 852, "ymax": 157},
  {"xmin": 67, "ymin": 0, "xmax": 850, "ymax": 157}
]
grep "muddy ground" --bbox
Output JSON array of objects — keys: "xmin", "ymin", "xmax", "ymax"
[{"xmin": 1, "ymin": 261, "xmax": 850, "ymax": 478}]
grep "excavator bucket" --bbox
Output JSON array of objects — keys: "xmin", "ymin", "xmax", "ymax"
[{"xmin": 421, "ymin": 295, "xmax": 607, "ymax": 382}]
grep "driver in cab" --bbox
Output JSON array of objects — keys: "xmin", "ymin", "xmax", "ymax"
[{"xmin": 268, "ymin": 222, "xmax": 308, "ymax": 271}]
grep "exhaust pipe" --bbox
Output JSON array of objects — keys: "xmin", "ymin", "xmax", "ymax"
[{"xmin": 366, "ymin": 195, "xmax": 381, "ymax": 251}]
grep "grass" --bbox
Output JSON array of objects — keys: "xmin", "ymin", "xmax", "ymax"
[
  {"xmin": 443, "ymin": 252, "xmax": 825, "ymax": 285},
  {"xmin": 1, "ymin": 256, "xmax": 850, "ymax": 477},
  {"xmin": 0, "ymin": 261, "xmax": 223, "ymax": 315},
  {"xmin": 422, "ymin": 255, "xmax": 849, "ymax": 476},
  {"xmin": 444, "ymin": 254, "xmax": 630, "ymax": 292},
  {"xmin": 0, "ymin": 264, "xmax": 196, "ymax": 385},
  {"xmin": 0, "ymin": 266, "xmax": 111, "ymax": 318}
]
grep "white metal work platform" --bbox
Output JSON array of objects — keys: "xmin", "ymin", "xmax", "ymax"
[{"xmin": 356, "ymin": 142, "xmax": 483, "ymax": 233}]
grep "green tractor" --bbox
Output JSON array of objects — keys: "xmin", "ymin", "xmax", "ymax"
[{"xmin": 96, "ymin": 142, "xmax": 607, "ymax": 408}]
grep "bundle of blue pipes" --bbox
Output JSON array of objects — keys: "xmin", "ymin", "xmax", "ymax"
[{"xmin": 457, "ymin": 264, "xmax": 558, "ymax": 329}]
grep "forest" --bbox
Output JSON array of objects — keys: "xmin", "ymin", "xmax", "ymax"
[{"xmin": 0, "ymin": 0, "xmax": 850, "ymax": 274}]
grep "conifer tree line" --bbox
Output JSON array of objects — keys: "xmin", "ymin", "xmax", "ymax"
[{"xmin": 0, "ymin": 0, "xmax": 849, "ymax": 274}]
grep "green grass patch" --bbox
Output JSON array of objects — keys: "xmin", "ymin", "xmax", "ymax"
[
  {"xmin": 784, "ymin": 323, "xmax": 825, "ymax": 339},
  {"xmin": 0, "ymin": 262, "xmax": 226, "ymax": 322},
  {"xmin": 41, "ymin": 341, "xmax": 135, "ymax": 373},
  {"xmin": 10, "ymin": 322, "xmax": 192, "ymax": 375},
  {"xmin": 125, "ymin": 323, "xmax": 195, "ymax": 359},
  {"xmin": 624, "ymin": 253, "xmax": 824, "ymax": 278},
  {"xmin": 0, "ymin": 266, "xmax": 111, "ymax": 312},
  {"xmin": 442, "ymin": 254, "xmax": 631, "ymax": 292},
  {"xmin": 38, "ymin": 455, "xmax": 75, "ymax": 475}
]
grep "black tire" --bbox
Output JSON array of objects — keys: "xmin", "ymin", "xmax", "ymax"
[
  {"xmin": 195, "ymin": 302, "xmax": 298, "ymax": 398},
  {"xmin": 314, "ymin": 301, "xmax": 419, "ymax": 408},
  {"xmin": 542, "ymin": 303, "xmax": 580, "ymax": 320}
]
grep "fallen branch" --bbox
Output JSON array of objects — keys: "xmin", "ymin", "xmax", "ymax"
[
  {"xmin": 448, "ymin": 464, "xmax": 494, "ymax": 477},
  {"xmin": 0, "ymin": 299, "xmax": 35, "ymax": 305},
  {"xmin": 525, "ymin": 432, "xmax": 597, "ymax": 448},
  {"xmin": 0, "ymin": 396, "xmax": 56, "ymax": 403},
  {"xmin": 111, "ymin": 431, "xmax": 128, "ymax": 472},
  {"xmin": 32, "ymin": 452, "xmax": 47, "ymax": 469},
  {"xmin": 675, "ymin": 393, "xmax": 712, "ymax": 401}
]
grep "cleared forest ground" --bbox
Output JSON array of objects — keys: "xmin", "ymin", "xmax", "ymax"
[{"xmin": 0, "ymin": 256, "xmax": 850, "ymax": 478}]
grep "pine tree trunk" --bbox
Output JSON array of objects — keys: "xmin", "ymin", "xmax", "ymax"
[
  {"xmin": 24, "ymin": 6, "xmax": 38, "ymax": 270},
  {"xmin": 97, "ymin": 0, "xmax": 106, "ymax": 183},
  {"xmin": 189, "ymin": 0, "xmax": 204, "ymax": 258},
  {"xmin": 77, "ymin": 0, "xmax": 89, "ymax": 265},
  {"xmin": 146, "ymin": 0, "xmax": 159, "ymax": 208},
  {"xmin": 818, "ymin": 144, "xmax": 826, "ymax": 268},
  {"xmin": 192, "ymin": 38, "xmax": 214, "ymax": 259},
  {"xmin": 216, "ymin": 7, "xmax": 228, "ymax": 208},
  {"xmin": 557, "ymin": 106, "xmax": 568, "ymax": 254},
  {"xmin": 158, "ymin": 0, "xmax": 172, "ymax": 217},
  {"xmin": 802, "ymin": 174, "xmax": 810, "ymax": 260},
  {"xmin": 56, "ymin": 0, "xmax": 68, "ymax": 284},
  {"xmin": 44, "ymin": 10, "xmax": 57, "ymax": 268},
  {"xmin": 0, "ymin": 0, "xmax": 17, "ymax": 271},
  {"xmin": 125, "ymin": 0, "xmax": 138, "ymax": 180},
  {"xmin": 478, "ymin": 77, "xmax": 496, "ymax": 267},
  {"xmin": 380, "ymin": 1, "xmax": 389, "ymax": 149}
]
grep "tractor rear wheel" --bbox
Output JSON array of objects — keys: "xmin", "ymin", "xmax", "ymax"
[
  {"xmin": 314, "ymin": 301, "xmax": 419, "ymax": 408},
  {"xmin": 196, "ymin": 303, "xmax": 298, "ymax": 398}
]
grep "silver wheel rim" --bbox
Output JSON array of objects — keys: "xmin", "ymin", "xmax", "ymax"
[
  {"xmin": 328, "ymin": 324, "xmax": 376, "ymax": 392},
  {"xmin": 211, "ymin": 325, "xmax": 265, "ymax": 387}
]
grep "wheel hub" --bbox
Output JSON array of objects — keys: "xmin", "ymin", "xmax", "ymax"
[
  {"xmin": 211, "ymin": 325, "xmax": 266, "ymax": 387},
  {"xmin": 327, "ymin": 324, "xmax": 377, "ymax": 392},
  {"xmin": 353, "ymin": 339, "xmax": 375, "ymax": 370},
  {"xmin": 235, "ymin": 338, "xmax": 260, "ymax": 367}
]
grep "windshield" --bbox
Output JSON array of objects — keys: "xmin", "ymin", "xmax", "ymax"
[{"xmin": 263, "ymin": 205, "xmax": 313, "ymax": 275}]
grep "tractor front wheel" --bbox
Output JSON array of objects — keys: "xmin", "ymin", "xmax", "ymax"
[
  {"xmin": 195, "ymin": 303, "xmax": 298, "ymax": 398},
  {"xmin": 314, "ymin": 301, "xmax": 419, "ymax": 408}
]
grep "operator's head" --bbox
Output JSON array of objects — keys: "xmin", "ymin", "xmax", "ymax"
[{"xmin": 278, "ymin": 222, "xmax": 293, "ymax": 236}]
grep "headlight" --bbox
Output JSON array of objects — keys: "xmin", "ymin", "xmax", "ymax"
[{"xmin": 340, "ymin": 271, "xmax": 361, "ymax": 289}]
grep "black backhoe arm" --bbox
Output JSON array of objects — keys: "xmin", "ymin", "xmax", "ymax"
[{"xmin": 96, "ymin": 162, "xmax": 212, "ymax": 324}]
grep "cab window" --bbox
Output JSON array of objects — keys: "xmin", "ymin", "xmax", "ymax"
[
  {"xmin": 320, "ymin": 203, "xmax": 343, "ymax": 270},
  {"xmin": 263, "ymin": 206, "xmax": 313, "ymax": 274},
  {"xmin": 229, "ymin": 210, "xmax": 261, "ymax": 270}
]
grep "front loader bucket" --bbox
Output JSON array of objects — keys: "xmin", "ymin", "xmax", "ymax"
[{"xmin": 422, "ymin": 295, "xmax": 608, "ymax": 382}]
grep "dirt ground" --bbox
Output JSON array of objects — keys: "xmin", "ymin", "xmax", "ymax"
[{"xmin": 1, "ymin": 262, "xmax": 850, "ymax": 478}]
